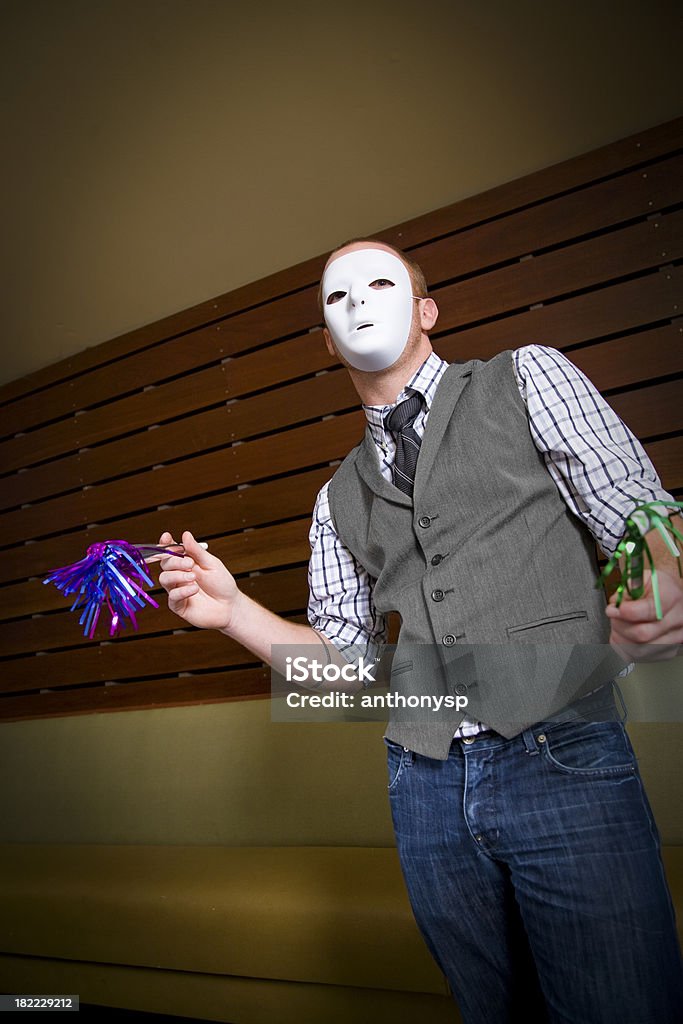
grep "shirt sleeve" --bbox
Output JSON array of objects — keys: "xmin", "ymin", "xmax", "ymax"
[
  {"xmin": 513, "ymin": 345, "xmax": 678, "ymax": 557},
  {"xmin": 307, "ymin": 480, "xmax": 387, "ymax": 661}
]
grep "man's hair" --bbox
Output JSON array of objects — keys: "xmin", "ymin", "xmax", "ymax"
[{"xmin": 317, "ymin": 237, "xmax": 428, "ymax": 318}]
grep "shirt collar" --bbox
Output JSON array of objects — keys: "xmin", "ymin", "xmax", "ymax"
[{"xmin": 362, "ymin": 351, "xmax": 449, "ymax": 446}]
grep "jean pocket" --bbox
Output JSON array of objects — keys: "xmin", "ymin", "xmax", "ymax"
[
  {"xmin": 539, "ymin": 720, "xmax": 637, "ymax": 777},
  {"xmin": 384, "ymin": 736, "xmax": 412, "ymax": 791}
]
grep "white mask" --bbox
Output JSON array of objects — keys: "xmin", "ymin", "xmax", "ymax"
[{"xmin": 322, "ymin": 248, "xmax": 415, "ymax": 372}]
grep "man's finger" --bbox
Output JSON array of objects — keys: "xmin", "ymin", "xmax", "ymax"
[
  {"xmin": 182, "ymin": 530, "xmax": 214, "ymax": 569},
  {"xmin": 609, "ymin": 609, "xmax": 683, "ymax": 643},
  {"xmin": 158, "ymin": 532, "xmax": 181, "ymax": 570},
  {"xmin": 168, "ymin": 582, "xmax": 199, "ymax": 606},
  {"xmin": 605, "ymin": 596, "xmax": 657, "ymax": 623},
  {"xmin": 158, "ymin": 554, "xmax": 194, "ymax": 572},
  {"xmin": 159, "ymin": 570, "xmax": 196, "ymax": 589}
]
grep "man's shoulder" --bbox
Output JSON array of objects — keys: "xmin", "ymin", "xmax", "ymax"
[
  {"xmin": 512, "ymin": 344, "xmax": 572, "ymax": 372},
  {"xmin": 438, "ymin": 348, "xmax": 514, "ymax": 388},
  {"xmin": 431, "ymin": 345, "xmax": 558, "ymax": 381},
  {"xmin": 328, "ymin": 436, "xmax": 365, "ymax": 492},
  {"xmin": 445, "ymin": 347, "xmax": 515, "ymax": 373}
]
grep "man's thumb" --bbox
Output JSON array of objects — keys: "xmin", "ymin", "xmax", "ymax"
[{"xmin": 181, "ymin": 530, "xmax": 212, "ymax": 568}]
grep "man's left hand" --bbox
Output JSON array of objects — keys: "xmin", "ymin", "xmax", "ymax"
[{"xmin": 606, "ymin": 569, "xmax": 683, "ymax": 661}]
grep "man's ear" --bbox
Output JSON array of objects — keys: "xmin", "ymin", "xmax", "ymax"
[
  {"xmin": 322, "ymin": 326, "xmax": 337, "ymax": 358},
  {"xmin": 420, "ymin": 297, "xmax": 439, "ymax": 332}
]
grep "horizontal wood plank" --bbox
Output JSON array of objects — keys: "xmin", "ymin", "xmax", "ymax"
[
  {"xmin": 0, "ymin": 566, "xmax": 309, "ymax": 657},
  {"xmin": 0, "ymin": 462, "xmax": 332, "ymax": 589},
  {"xmin": 0, "ymin": 283, "xmax": 333, "ymax": 440},
  {"xmin": 3, "ymin": 362, "xmax": 679, "ymax": 551},
  {"xmin": 1, "ymin": 614, "xmax": 306, "ymax": 695},
  {"xmin": 608, "ymin": 381, "xmax": 683, "ymax": 440},
  {"xmin": 415, "ymin": 152, "xmax": 683, "ymax": 286},
  {"xmin": 0, "ymin": 322, "xmax": 229, "ymax": 441},
  {"xmin": 0, "ymin": 667, "xmax": 271, "ymax": 721},
  {"xmin": 643, "ymin": 437, "xmax": 683, "ymax": 493},
  {"xmin": 0, "ymin": 367, "xmax": 355, "ymax": 511},
  {"xmin": 0, "ymin": 515, "xmax": 315, "ymax": 622},
  {"xmin": 0, "ymin": 335, "xmax": 339, "ymax": 474},
  {"xmin": 1, "ymin": 568, "xmax": 308, "ymax": 658},
  {"xmin": 433, "ymin": 210, "xmax": 683, "ymax": 333},
  {"xmin": 438, "ymin": 266, "xmax": 682, "ymax": 360},
  {"xmin": 0, "ymin": 412, "xmax": 362, "ymax": 548},
  {"xmin": 568, "ymin": 324, "xmax": 682, "ymax": 392},
  {"xmin": 2, "ymin": 320, "xmax": 680, "ymax": 513}
]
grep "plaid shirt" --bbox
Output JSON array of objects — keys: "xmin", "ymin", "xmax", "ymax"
[{"xmin": 307, "ymin": 345, "xmax": 676, "ymax": 737}]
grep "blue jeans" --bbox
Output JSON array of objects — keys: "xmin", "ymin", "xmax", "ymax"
[{"xmin": 386, "ymin": 709, "xmax": 683, "ymax": 1022}]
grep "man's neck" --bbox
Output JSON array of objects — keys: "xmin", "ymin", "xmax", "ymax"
[{"xmin": 348, "ymin": 339, "xmax": 434, "ymax": 407}]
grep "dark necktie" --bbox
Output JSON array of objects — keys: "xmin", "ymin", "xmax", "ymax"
[{"xmin": 384, "ymin": 391, "xmax": 424, "ymax": 496}]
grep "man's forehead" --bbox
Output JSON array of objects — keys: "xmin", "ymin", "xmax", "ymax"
[{"xmin": 323, "ymin": 244, "xmax": 407, "ymax": 278}]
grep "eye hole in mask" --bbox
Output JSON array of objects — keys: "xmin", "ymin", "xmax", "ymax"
[{"xmin": 326, "ymin": 278, "xmax": 396, "ymax": 305}]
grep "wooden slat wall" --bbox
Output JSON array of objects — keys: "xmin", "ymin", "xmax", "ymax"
[{"xmin": 1, "ymin": 117, "xmax": 681, "ymax": 721}]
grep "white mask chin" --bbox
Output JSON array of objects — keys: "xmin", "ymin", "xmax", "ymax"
[{"xmin": 322, "ymin": 249, "xmax": 415, "ymax": 372}]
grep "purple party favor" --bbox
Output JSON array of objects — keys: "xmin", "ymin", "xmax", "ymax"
[{"xmin": 43, "ymin": 540, "xmax": 185, "ymax": 639}]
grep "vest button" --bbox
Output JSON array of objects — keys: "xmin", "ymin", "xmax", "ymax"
[
  {"xmin": 431, "ymin": 554, "xmax": 443, "ymax": 566},
  {"xmin": 431, "ymin": 589, "xmax": 445, "ymax": 602},
  {"xmin": 442, "ymin": 633, "xmax": 456, "ymax": 646},
  {"xmin": 418, "ymin": 515, "xmax": 432, "ymax": 528},
  {"xmin": 454, "ymin": 684, "xmax": 468, "ymax": 696}
]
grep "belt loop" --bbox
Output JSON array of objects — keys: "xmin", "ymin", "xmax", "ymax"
[{"xmin": 522, "ymin": 727, "xmax": 540, "ymax": 755}]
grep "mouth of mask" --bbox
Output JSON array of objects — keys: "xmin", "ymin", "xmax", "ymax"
[{"xmin": 321, "ymin": 248, "xmax": 415, "ymax": 371}]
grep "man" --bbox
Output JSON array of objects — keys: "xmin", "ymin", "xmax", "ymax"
[{"xmin": 159, "ymin": 239, "xmax": 683, "ymax": 1023}]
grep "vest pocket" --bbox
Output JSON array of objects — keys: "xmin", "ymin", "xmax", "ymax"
[{"xmin": 506, "ymin": 610, "xmax": 588, "ymax": 637}]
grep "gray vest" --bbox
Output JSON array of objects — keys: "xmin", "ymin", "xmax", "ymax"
[{"xmin": 327, "ymin": 351, "xmax": 625, "ymax": 759}]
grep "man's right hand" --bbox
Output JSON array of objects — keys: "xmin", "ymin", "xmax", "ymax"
[
  {"xmin": 158, "ymin": 530, "xmax": 352, "ymax": 679},
  {"xmin": 158, "ymin": 530, "xmax": 238, "ymax": 632}
]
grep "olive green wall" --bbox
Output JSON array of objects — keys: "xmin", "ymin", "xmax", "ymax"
[
  {"xmin": 0, "ymin": 667, "xmax": 681, "ymax": 847},
  {"xmin": 0, "ymin": 0, "xmax": 681, "ymax": 848},
  {"xmin": 1, "ymin": 0, "xmax": 681, "ymax": 385},
  {"xmin": 0, "ymin": 701, "xmax": 396, "ymax": 846}
]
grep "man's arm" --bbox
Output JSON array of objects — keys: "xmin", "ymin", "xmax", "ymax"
[
  {"xmin": 157, "ymin": 530, "xmax": 361, "ymax": 691},
  {"xmin": 514, "ymin": 345, "xmax": 682, "ymax": 658}
]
